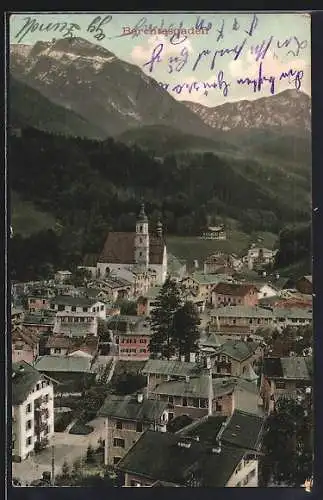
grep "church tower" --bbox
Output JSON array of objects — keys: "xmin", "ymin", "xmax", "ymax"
[{"xmin": 135, "ymin": 203, "xmax": 149, "ymax": 269}]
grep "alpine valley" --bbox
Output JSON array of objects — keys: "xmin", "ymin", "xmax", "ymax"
[{"xmin": 9, "ymin": 37, "xmax": 311, "ymax": 280}]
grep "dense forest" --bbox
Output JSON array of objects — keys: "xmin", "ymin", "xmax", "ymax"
[{"xmin": 10, "ymin": 127, "xmax": 311, "ymax": 281}]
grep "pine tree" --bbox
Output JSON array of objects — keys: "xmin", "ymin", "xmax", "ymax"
[
  {"xmin": 150, "ymin": 276, "xmax": 182, "ymax": 359},
  {"xmin": 173, "ymin": 301, "xmax": 201, "ymax": 361}
]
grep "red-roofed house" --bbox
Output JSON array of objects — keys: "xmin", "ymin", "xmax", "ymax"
[{"xmin": 212, "ymin": 283, "xmax": 259, "ymax": 308}]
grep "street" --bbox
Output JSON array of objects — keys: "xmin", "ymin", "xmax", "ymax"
[{"xmin": 12, "ymin": 417, "xmax": 107, "ymax": 486}]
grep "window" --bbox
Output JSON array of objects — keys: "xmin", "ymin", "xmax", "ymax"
[
  {"xmin": 113, "ymin": 438, "xmax": 125, "ymax": 448},
  {"xmin": 168, "ymin": 396, "xmax": 174, "ymax": 404},
  {"xmin": 58, "ymin": 305, "xmax": 65, "ymax": 311},
  {"xmin": 44, "ymin": 394, "xmax": 49, "ymax": 403},
  {"xmin": 199, "ymin": 399, "xmax": 208, "ymax": 408},
  {"xmin": 235, "ymin": 462, "xmax": 242, "ymax": 474},
  {"xmin": 36, "ymin": 383, "xmax": 40, "ymax": 391},
  {"xmin": 139, "ymin": 252, "xmax": 142, "ymax": 257},
  {"xmin": 116, "ymin": 421, "xmax": 123, "ymax": 430},
  {"xmin": 100, "ymin": 305, "xmax": 104, "ymax": 311},
  {"xmin": 83, "ymin": 307, "xmax": 88, "ymax": 312},
  {"xmin": 136, "ymin": 422, "xmax": 143, "ymax": 432},
  {"xmin": 30, "ymin": 299, "xmax": 35, "ymax": 304},
  {"xmin": 216, "ymin": 402, "xmax": 222, "ymax": 412},
  {"xmin": 54, "ymin": 348, "xmax": 61, "ymax": 354},
  {"xmin": 140, "ymin": 339, "xmax": 146, "ymax": 343},
  {"xmin": 26, "ymin": 436, "xmax": 32, "ymax": 447},
  {"xmin": 71, "ymin": 306, "xmax": 76, "ymax": 312},
  {"xmin": 139, "ymin": 349, "xmax": 146, "ymax": 353},
  {"xmin": 183, "ymin": 397, "xmax": 188, "ymax": 407},
  {"xmin": 113, "ymin": 456, "xmax": 121, "ymax": 465},
  {"xmin": 26, "ymin": 419, "xmax": 32, "ymax": 431},
  {"xmin": 275, "ymin": 381, "xmax": 286, "ymax": 389},
  {"xmin": 42, "ymin": 299, "xmax": 46, "ymax": 304}
]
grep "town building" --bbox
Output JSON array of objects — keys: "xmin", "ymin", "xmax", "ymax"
[
  {"xmin": 12, "ymin": 361, "xmax": 54, "ymax": 462},
  {"xmin": 137, "ymin": 286, "xmax": 161, "ymax": 316},
  {"xmin": 260, "ymin": 356, "xmax": 312, "ymax": 412},
  {"xmin": 98, "ymin": 393, "xmax": 169, "ymax": 466},
  {"xmin": 203, "ymin": 253, "xmax": 234, "ymax": 275},
  {"xmin": 117, "ymin": 409, "xmax": 264, "ymax": 487},
  {"xmin": 95, "ymin": 204, "xmax": 167, "ymax": 287},
  {"xmin": 181, "ymin": 273, "xmax": 234, "ymax": 306},
  {"xmin": 33, "ymin": 355, "xmax": 97, "ymax": 394},
  {"xmin": 212, "ymin": 283, "xmax": 259, "ymax": 307},
  {"xmin": 44, "ymin": 335, "xmax": 98, "ymax": 358},
  {"xmin": 296, "ymin": 275, "xmax": 312, "ymax": 295},
  {"xmin": 50, "ymin": 296, "xmax": 107, "ymax": 319},
  {"xmin": 54, "ymin": 270, "xmax": 72, "ymax": 283},
  {"xmin": 22, "ymin": 312, "xmax": 55, "ymax": 335},
  {"xmin": 200, "ymin": 225, "xmax": 226, "ymax": 240},
  {"xmin": 53, "ymin": 311, "xmax": 98, "ymax": 338},
  {"xmin": 199, "ymin": 339, "xmax": 262, "ymax": 378},
  {"xmin": 87, "ymin": 276, "xmax": 134, "ymax": 302},
  {"xmin": 107, "ymin": 315, "xmax": 152, "ymax": 360},
  {"xmin": 242, "ymin": 247, "xmax": 277, "ymax": 270},
  {"xmin": 209, "ymin": 306, "xmax": 274, "ymax": 334},
  {"xmin": 12, "ymin": 326, "xmax": 40, "ymax": 364}
]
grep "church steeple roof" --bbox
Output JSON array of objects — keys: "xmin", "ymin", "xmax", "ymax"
[{"xmin": 137, "ymin": 203, "xmax": 148, "ymax": 223}]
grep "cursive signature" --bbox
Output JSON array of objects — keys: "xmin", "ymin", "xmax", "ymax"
[
  {"xmin": 237, "ymin": 61, "xmax": 304, "ymax": 95},
  {"xmin": 14, "ymin": 16, "xmax": 81, "ymax": 43},
  {"xmin": 192, "ymin": 38, "xmax": 247, "ymax": 71},
  {"xmin": 159, "ymin": 70, "xmax": 230, "ymax": 97}
]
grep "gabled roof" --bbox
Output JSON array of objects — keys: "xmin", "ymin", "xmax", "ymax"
[
  {"xmin": 153, "ymin": 376, "xmax": 237, "ymax": 399},
  {"xmin": 34, "ymin": 355, "xmax": 94, "ymax": 373},
  {"xmin": 45, "ymin": 336, "xmax": 72, "ymax": 349},
  {"xmin": 220, "ymin": 410, "xmax": 264, "ymax": 451},
  {"xmin": 117, "ymin": 430, "xmax": 248, "ymax": 487},
  {"xmin": 263, "ymin": 357, "xmax": 311, "ymax": 380},
  {"xmin": 141, "ymin": 359, "xmax": 198, "ymax": 377},
  {"xmin": 214, "ymin": 340, "xmax": 259, "ymax": 362},
  {"xmin": 51, "ymin": 296, "xmax": 97, "ymax": 307},
  {"xmin": 213, "ymin": 282, "xmax": 258, "ymax": 297},
  {"xmin": 12, "ymin": 361, "xmax": 45, "ymax": 405},
  {"xmin": 99, "ymin": 232, "xmax": 165, "ymax": 265},
  {"xmin": 185, "ymin": 273, "xmax": 231, "ymax": 285},
  {"xmin": 212, "ymin": 306, "xmax": 274, "ymax": 319},
  {"xmin": 98, "ymin": 395, "xmax": 168, "ymax": 422}
]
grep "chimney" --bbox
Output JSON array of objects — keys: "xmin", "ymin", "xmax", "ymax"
[{"xmin": 137, "ymin": 393, "xmax": 144, "ymax": 404}]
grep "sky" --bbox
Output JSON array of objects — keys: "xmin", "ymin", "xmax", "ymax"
[{"xmin": 9, "ymin": 12, "xmax": 311, "ymax": 107}]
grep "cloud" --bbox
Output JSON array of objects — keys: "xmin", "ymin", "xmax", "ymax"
[
  {"xmin": 228, "ymin": 49, "xmax": 311, "ymax": 96},
  {"xmin": 130, "ymin": 34, "xmax": 194, "ymax": 66}
]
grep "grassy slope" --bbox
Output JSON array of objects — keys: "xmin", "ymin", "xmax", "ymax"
[
  {"xmin": 166, "ymin": 230, "xmax": 278, "ymax": 263},
  {"xmin": 11, "ymin": 192, "xmax": 56, "ymax": 237}
]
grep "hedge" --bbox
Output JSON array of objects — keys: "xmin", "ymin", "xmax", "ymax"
[
  {"xmin": 54, "ymin": 410, "xmax": 74, "ymax": 432},
  {"xmin": 69, "ymin": 421, "xmax": 94, "ymax": 435}
]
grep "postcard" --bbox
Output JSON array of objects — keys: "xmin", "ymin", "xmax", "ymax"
[{"xmin": 8, "ymin": 11, "xmax": 312, "ymax": 490}]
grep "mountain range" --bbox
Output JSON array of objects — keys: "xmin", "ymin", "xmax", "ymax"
[{"xmin": 10, "ymin": 38, "xmax": 311, "ymax": 145}]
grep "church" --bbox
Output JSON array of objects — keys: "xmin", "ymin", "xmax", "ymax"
[{"xmin": 96, "ymin": 204, "xmax": 167, "ymax": 286}]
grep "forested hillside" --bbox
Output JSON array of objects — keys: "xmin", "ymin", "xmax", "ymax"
[{"xmin": 10, "ymin": 127, "xmax": 310, "ymax": 280}]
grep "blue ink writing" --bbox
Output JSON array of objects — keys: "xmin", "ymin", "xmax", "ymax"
[
  {"xmin": 158, "ymin": 70, "xmax": 230, "ymax": 97},
  {"xmin": 232, "ymin": 18, "xmax": 240, "ymax": 31},
  {"xmin": 237, "ymin": 62, "xmax": 304, "ymax": 95},
  {"xmin": 216, "ymin": 19, "xmax": 225, "ymax": 42},
  {"xmin": 15, "ymin": 16, "xmax": 80, "ymax": 43},
  {"xmin": 245, "ymin": 14, "xmax": 258, "ymax": 36},
  {"xmin": 168, "ymin": 47, "xmax": 189, "ymax": 74},
  {"xmin": 143, "ymin": 43, "xmax": 164, "ymax": 73},
  {"xmin": 195, "ymin": 16, "xmax": 212, "ymax": 33},
  {"xmin": 250, "ymin": 36, "xmax": 273, "ymax": 62},
  {"xmin": 192, "ymin": 38, "xmax": 247, "ymax": 72},
  {"xmin": 169, "ymin": 20, "xmax": 187, "ymax": 45},
  {"xmin": 277, "ymin": 36, "xmax": 307, "ymax": 57},
  {"xmin": 87, "ymin": 15, "xmax": 112, "ymax": 41}
]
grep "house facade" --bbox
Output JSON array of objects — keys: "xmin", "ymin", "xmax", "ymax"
[
  {"xmin": 12, "ymin": 362, "xmax": 54, "ymax": 462},
  {"xmin": 181, "ymin": 273, "xmax": 234, "ymax": 305},
  {"xmin": 53, "ymin": 311, "xmax": 98, "ymax": 337},
  {"xmin": 243, "ymin": 247, "xmax": 277, "ymax": 271},
  {"xmin": 210, "ymin": 306, "xmax": 274, "ymax": 334},
  {"xmin": 212, "ymin": 283, "xmax": 259, "ymax": 307},
  {"xmin": 98, "ymin": 394, "xmax": 169, "ymax": 466},
  {"xmin": 107, "ymin": 315, "xmax": 152, "ymax": 360},
  {"xmin": 203, "ymin": 253, "xmax": 234, "ymax": 275},
  {"xmin": 260, "ymin": 357, "xmax": 312, "ymax": 412},
  {"xmin": 50, "ymin": 296, "xmax": 107, "ymax": 320}
]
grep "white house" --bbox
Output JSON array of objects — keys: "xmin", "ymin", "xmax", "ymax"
[
  {"xmin": 53, "ymin": 311, "xmax": 98, "ymax": 337},
  {"xmin": 12, "ymin": 361, "xmax": 54, "ymax": 462},
  {"xmin": 243, "ymin": 247, "xmax": 277, "ymax": 270},
  {"xmin": 50, "ymin": 296, "xmax": 107, "ymax": 320},
  {"xmin": 54, "ymin": 270, "xmax": 72, "ymax": 283},
  {"xmin": 96, "ymin": 205, "xmax": 167, "ymax": 287}
]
